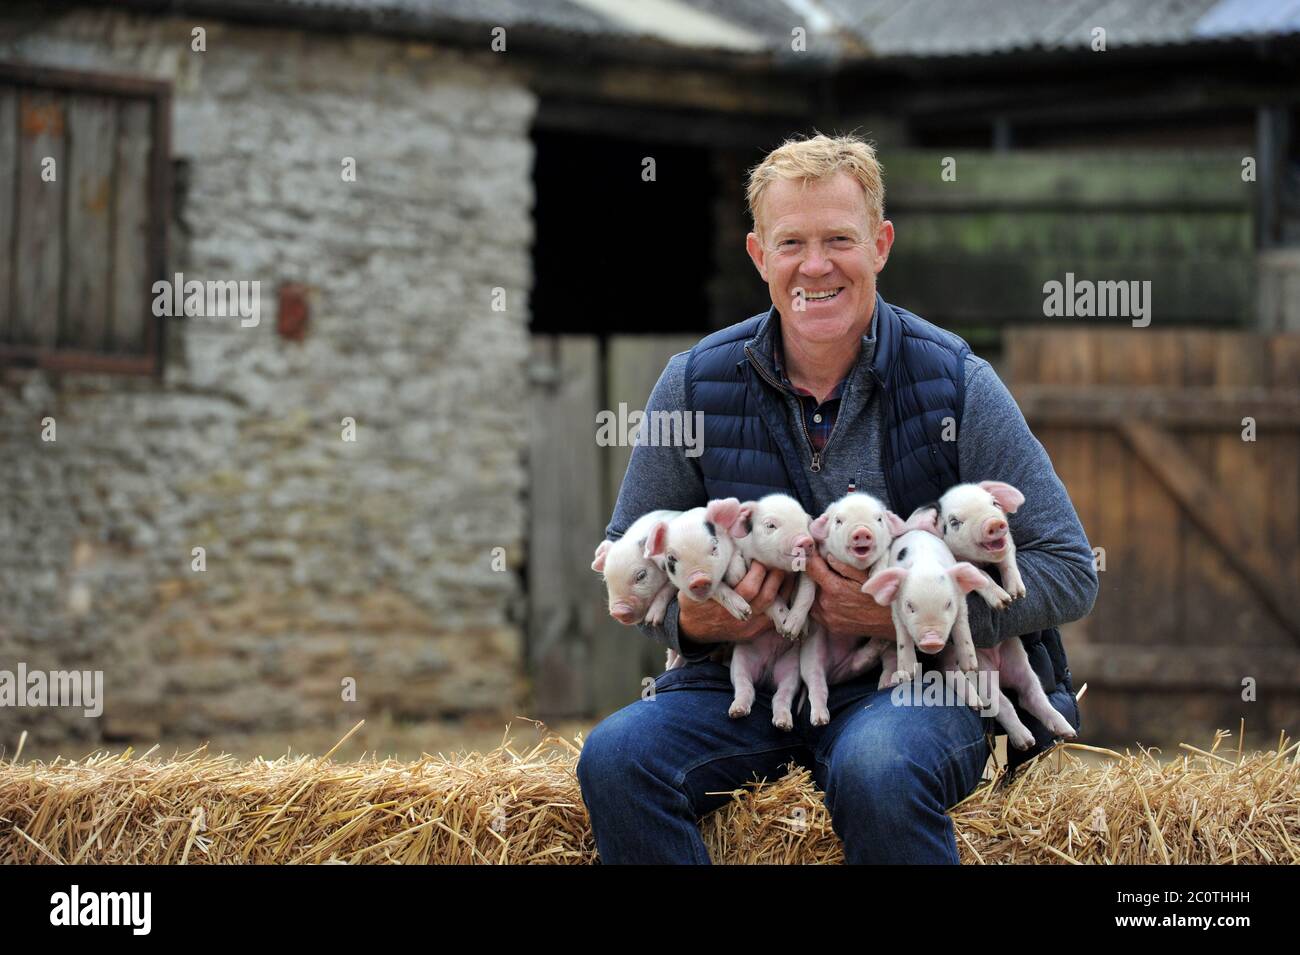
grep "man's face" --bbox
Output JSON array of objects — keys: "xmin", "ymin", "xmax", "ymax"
[{"xmin": 745, "ymin": 171, "xmax": 894, "ymax": 344}]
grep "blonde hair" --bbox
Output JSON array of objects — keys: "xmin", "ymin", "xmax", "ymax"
[{"xmin": 745, "ymin": 132, "xmax": 884, "ymax": 238}]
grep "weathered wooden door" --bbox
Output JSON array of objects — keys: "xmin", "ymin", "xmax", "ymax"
[
  {"xmin": 528, "ymin": 333, "xmax": 698, "ymax": 719},
  {"xmin": 1008, "ymin": 329, "xmax": 1300, "ymax": 744}
]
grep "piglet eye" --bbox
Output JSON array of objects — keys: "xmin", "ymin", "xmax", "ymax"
[
  {"xmin": 945, "ymin": 600, "xmax": 952, "ymax": 610},
  {"xmin": 905, "ymin": 602, "xmax": 914, "ymax": 613},
  {"xmin": 635, "ymin": 570, "xmax": 647, "ymax": 583}
]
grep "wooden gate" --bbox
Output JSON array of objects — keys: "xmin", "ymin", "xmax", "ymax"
[{"xmin": 1008, "ymin": 328, "xmax": 1300, "ymax": 744}]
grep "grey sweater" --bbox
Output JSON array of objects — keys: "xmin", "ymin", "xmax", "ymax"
[{"xmin": 604, "ymin": 313, "xmax": 1098, "ymax": 661}]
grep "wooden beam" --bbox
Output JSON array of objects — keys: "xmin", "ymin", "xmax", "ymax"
[
  {"xmin": 1016, "ymin": 385, "xmax": 1300, "ymax": 429},
  {"xmin": 1067, "ymin": 643, "xmax": 1300, "ymax": 689},
  {"xmin": 1117, "ymin": 420, "xmax": 1300, "ymax": 643}
]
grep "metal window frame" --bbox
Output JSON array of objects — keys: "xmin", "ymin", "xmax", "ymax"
[{"xmin": 0, "ymin": 62, "xmax": 172, "ymax": 377}]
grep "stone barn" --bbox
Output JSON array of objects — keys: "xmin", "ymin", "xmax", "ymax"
[
  {"xmin": 0, "ymin": 0, "xmax": 837, "ymax": 746},
  {"xmin": 3, "ymin": 0, "xmax": 1299, "ymax": 750}
]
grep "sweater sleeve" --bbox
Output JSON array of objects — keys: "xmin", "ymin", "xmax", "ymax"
[
  {"xmin": 957, "ymin": 356, "xmax": 1099, "ymax": 647},
  {"xmin": 603, "ymin": 352, "xmax": 719, "ymax": 661}
]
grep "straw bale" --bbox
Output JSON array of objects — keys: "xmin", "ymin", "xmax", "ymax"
[{"xmin": 2, "ymin": 724, "xmax": 1294, "ymax": 864}]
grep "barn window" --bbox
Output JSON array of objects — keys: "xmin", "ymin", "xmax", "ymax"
[{"xmin": 0, "ymin": 63, "xmax": 171, "ymax": 375}]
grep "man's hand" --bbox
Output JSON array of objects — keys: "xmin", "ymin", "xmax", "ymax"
[
  {"xmin": 805, "ymin": 548, "xmax": 895, "ymax": 640},
  {"xmin": 677, "ymin": 562, "xmax": 790, "ymax": 643}
]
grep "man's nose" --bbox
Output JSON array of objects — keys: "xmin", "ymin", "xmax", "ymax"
[{"xmin": 799, "ymin": 250, "xmax": 833, "ymax": 276}]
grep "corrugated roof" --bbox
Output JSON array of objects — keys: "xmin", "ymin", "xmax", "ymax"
[
  {"xmin": 1194, "ymin": 0, "xmax": 1300, "ymax": 38},
  {"xmin": 64, "ymin": 0, "xmax": 1300, "ymax": 60},
  {"xmin": 839, "ymin": 0, "xmax": 1227, "ymax": 57}
]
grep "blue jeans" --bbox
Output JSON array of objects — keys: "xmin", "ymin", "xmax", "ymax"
[{"xmin": 577, "ymin": 659, "xmax": 993, "ymax": 864}]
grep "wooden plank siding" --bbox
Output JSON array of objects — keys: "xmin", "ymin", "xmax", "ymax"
[
  {"xmin": 881, "ymin": 151, "xmax": 1255, "ymax": 332},
  {"xmin": 1007, "ymin": 328, "xmax": 1300, "ymax": 743},
  {"xmin": 0, "ymin": 63, "xmax": 170, "ymax": 375}
]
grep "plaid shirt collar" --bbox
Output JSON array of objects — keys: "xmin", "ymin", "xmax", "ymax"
[
  {"xmin": 770, "ymin": 311, "xmax": 878, "ymax": 403},
  {"xmin": 771, "ymin": 338, "xmax": 846, "ymax": 403}
]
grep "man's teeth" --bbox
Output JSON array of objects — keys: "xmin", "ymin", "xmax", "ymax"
[{"xmin": 804, "ymin": 288, "xmax": 842, "ymax": 301}]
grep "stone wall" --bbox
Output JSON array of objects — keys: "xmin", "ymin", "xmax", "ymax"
[{"xmin": 0, "ymin": 8, "xmax": 535, "ymax": 743}]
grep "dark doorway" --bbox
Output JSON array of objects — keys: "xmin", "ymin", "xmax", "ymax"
[{"xmin": 530, "ymin": 127, "xmax": 717, "ymax": 335}]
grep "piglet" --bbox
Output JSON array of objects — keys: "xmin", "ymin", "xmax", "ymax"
[
  {"xmin": 928, "ymin": 481, "xmax": 1027, "ymax": 600},
  {"xmin": 648, "ymin": 500, "xmax": 800, "ymax": 730},
  {"xmin": 799, "ymin": 492, "xmax": 906, "ymax": 726},
  {"xmin": 593, "ymin": 509, "xmax": 682, "ymax": 627},
  {"xmin": 593, "ymin": 509, "xmax": 685, "ymax": 671},
  {"xmin": 719, "ymin": 494, "xmax": 818, "ymax": 638},
  {"xmin": 925, "ymin": 482, "xmax": 1075, "ymax": 746},
  {"xmin": 645, "ymin": 504, "xmax": 751, "ymax": 621},
  {"xmin": 862, "ymin": 529, "xmax": 1010, "ymax": 693},
  {"xmin": 711, "ymin": 496, "xmax": 811, "ymax": 729}
]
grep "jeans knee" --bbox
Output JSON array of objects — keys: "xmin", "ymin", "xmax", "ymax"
[
  {"xmin": 577, "ymin": 715, "xmax": 648, "ymax": 800},
  {"xmin": 826, "ymin": 742, "xmax": 921, "ymax": 813}
]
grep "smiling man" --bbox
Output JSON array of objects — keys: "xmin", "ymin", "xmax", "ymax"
[{"xmin": 577, "ymin": 133, "xmax": 1098, "ymax": 864}]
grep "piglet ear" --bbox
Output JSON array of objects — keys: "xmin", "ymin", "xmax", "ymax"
[
  {"xmin": 862, "ymin": 567, "xmax": 907, "ymax": 606},
  {"xmin": 644, "ymin": 522, "xmax": 669, "ymax": 559},
  {"xmin": 591, "ymin": 540, "xmax": 611, "ymax": 573},
  {"xmin": 705, "ymin": 497, "xmax": 742, "ymax": 532},
  {"xmin": 727, "ymin": 502, "xmax": 756, "ymax": 539},
  {"xmin": 979, "ymin": 481, "xmax": 1024, "ymax": 514},
  {"xmin": 884, "ymin": 510, "xmax": 907, "ymax": 538},
  {"xmin": 809, "ymin": 513, "xmax": 830, "ymax": 542},
  {"xmin": 949, "ymin": 562, "xmax": 991, "ymax": 595},
  {"xmin": 905, "ymin": 506, "xmax": 940, "ymax": 535}
]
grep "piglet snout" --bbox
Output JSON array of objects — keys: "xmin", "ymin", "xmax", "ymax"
[
  {"xmin": 918, "ymin": 631, "xmax": 946, "ymax": 653},
  {"xmin": 791, "ymin": 534, "xmax": 814, "ymax": 556},
  {"xmin": 850, "ymin": 527, "xmax": 874, "ymax": 547},
  {"xmin": 610, "ymin": 603, "xmax": 639, "ymax": 624},
  {"xmin": 982, "ymin": 517, "xmax": 1008, "ymax": 541},
  {"xmin": 687, "ymin": 572, "xmax": 713, "ymax": 597}
]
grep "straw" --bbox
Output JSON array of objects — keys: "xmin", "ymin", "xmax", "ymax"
[{"xmin": 1, "ymin": 726, "xmax": 1293, "ymax": 864}]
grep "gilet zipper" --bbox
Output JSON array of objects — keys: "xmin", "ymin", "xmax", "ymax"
[{"xmin": 745, "ymin": 345, "xmax": 847, "ymax": 474}]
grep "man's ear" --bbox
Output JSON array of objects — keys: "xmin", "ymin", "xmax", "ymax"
[
  {"xmin": 745, "ymin": 231, "xmax": 769, "ymax": 283},
  {"xmin": 872, "ymin": 219, "xmax": 895, "ymax": 274}
]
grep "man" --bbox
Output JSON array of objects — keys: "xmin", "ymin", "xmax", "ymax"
[{"xmin": 577, "ymin": 133, "xmax": 1097, "ymax": 864}]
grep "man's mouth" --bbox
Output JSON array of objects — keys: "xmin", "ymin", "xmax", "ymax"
[{"xmin": 800, "ymin": 287, "xmax": 843, "ymax": 303}]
